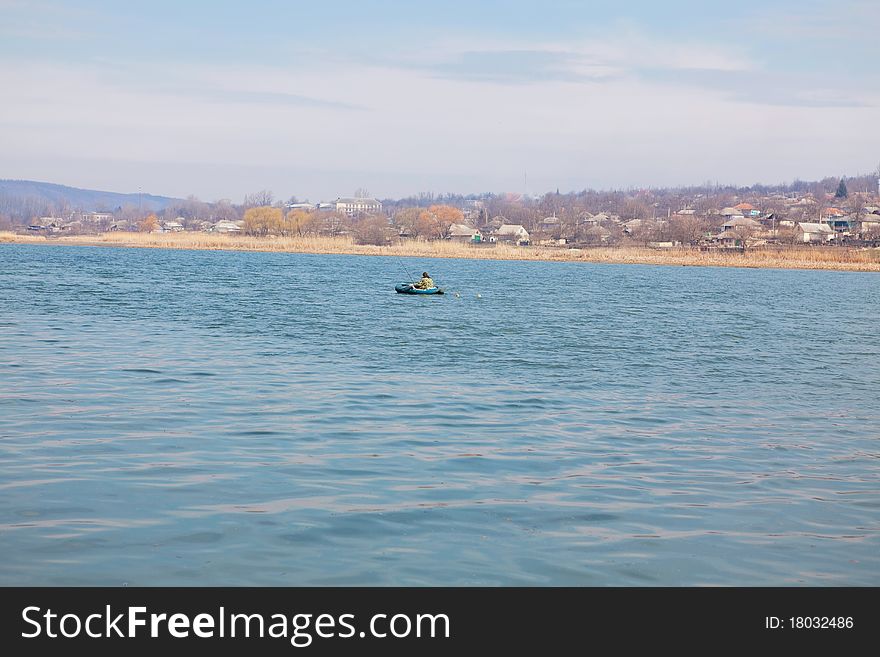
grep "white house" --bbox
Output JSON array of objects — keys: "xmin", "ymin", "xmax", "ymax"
[
  {"xmin": 494, "ymin": 224, "xmax": 530, "ymax": 245},
  {"xmin": 82, "ymin": 212, "xmax": 113, "ymax": 223},
  {"xmin": 859, "ymin": 215, "xmax": 880, "ymax": 236},
  {"xmin": 160, "ymin": 220, "xmax": 184, "ymax": 232},
  {"xmin": 447, "ymin": 223, "xmax": 481, "ymax": 242},
  {"xmin": 335, "ymin": 197, "xmax": 382, "ymax": 216},
  {"xmin": 796, "ymin": 222, "xmax": 834, "ymax": 243},
  {"xmin": 210, "ymin": 219, "xmax": 243, "ymax": 234}
]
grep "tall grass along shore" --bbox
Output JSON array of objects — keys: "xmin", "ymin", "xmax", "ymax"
[{"xmin": 2, "ymin": 231, "xmax": 880, "ymax": 272}]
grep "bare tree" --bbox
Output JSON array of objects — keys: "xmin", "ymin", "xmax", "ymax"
[
  {"xmin": 354, "ymin": 215, "xmax": 390, "ymax": 245},
  {"xmin": 668, "ymin": 216, "xmax": 709, "ymax": 244},
  {"xmin": 618, "ymin": 198, "xmax": 651, "ymax": 222},
  {"xmin": 391, "ymin": 207, "xmax": 421, "ymax": 238},
  {"xmin": 243, "ymin": 190, "xmax": 274, "ymax": 208},
  {"xmin": 846, "ymin": 193, "xmax": 866, "ymax": 220}
]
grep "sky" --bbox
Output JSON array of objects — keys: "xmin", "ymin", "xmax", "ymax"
[{"xmin": 1, "ymin": 0, "xmax": 878, "ymax": 202}]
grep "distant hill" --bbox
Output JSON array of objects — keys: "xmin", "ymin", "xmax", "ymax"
[{"xmin": 0, "ymin": 179, "xmax": 181, "ymax": 216}]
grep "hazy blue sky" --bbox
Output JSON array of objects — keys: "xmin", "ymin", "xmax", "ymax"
[{"xmin": 1, "ymin": 0, "xmax": 878, "ymax": 201}]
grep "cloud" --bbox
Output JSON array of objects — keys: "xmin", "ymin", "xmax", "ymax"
[
  {"xmin": 427, "ymin": 50, "xmax": 620, "ymax": 84},
  {"xmin": 171, "ymin": 88, "xmax": 365, "ymax": 111},
  {"xmin": 745, "ymin": 0, "xmax": 880, "ymax": 40},
  {"xmin": 392, "ymin": 30, "xmax": 755, "ymax": 86},
  {"xmin": 0, "ymin": 0, "xmax": 98, "ymax": 40},
  {"xmin": 640, "ymin": 68, "xmax": 875, "ymax": 108},
  {"xmin": 1, "ymin": 16, "xmax": 878, "ymax": 200}
]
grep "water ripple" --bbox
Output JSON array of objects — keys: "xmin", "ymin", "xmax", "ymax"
[{"xmin": 1, "ymin": 244, "xmax": 879, "ymax": 585}]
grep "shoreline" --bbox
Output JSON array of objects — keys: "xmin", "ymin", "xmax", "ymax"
[{"xmin": 3, "ymin": 231, "xmax": 880, "ymax": 272}]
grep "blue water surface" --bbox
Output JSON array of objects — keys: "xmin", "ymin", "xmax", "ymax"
[{"xmin": 1, "ymin": 244, "xmax": 878, "ymax": 585}]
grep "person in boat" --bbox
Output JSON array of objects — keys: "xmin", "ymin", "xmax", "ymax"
[{"xmin": 413, "ymin": 272, "xmax": 434, "ymax": 290}]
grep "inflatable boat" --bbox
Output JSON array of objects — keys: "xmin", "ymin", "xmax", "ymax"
[{"xmin": 395, "ymin": 283, "xmax": 444, "ymax": 295}]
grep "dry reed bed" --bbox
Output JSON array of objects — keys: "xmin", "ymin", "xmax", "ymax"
[
  {"xmin": 2, "ymin": 231, "xmax": 879, "ymax": 272},
  {"xmin": 0, "ymin": 232, "xmax": 48, "ymax": 244}
]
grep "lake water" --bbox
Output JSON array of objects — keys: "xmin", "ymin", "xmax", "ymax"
[{"xmin": 1, "ymin": 244, "xmax": 878, "ymax": 585}]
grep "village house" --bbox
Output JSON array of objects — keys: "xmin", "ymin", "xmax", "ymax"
[
  {"xmin": 483, "ymin": 215, "xmax": 507, "ymax": 232},
  {"xmin": 575, "ymin": 212, "xmax": 599, "ymax": 227},
  {"xmin": 714, "ymin": 230, "xmax": 742, "ymax": 247},
  {"xmin": 159, "ymin": 220, "xmax": 184, "ymax": 232},
  {"xmin": 59, "ymin": 220, "xmax": 83, "ymax": 232},
  {"xmin": 590, "ymin": 212, "xmax": 613, "ymax": 224},
  {"xmin": 540, "ymin": 215, "xmax": 561, "ymax": 232},
  {"xmin": 721, "ymin": 216, "xmax": 762, "ymax": 233},
  {"xmin": 82, "ymin": 212, "xmax": 113, "ymax": 224},
  {"xmin": 27, "ymin": 217, "xmax": 64, "ymax": 232},
  {"xmin": 493, "ymin": 224, "xmax": 530, "ymax": 245},
  {"xmin": 796, "ymin": 222, "xmax": 834, "ymax": 243},
  {"xmin": 733, "ymin": 202, "xmax": 761, "ymax": 217},
  {"xmin": 447, "ymin": 223, "xmax": 482, "ymax": 243},
  {"xmin": 857, "ymin": 215, "xmax": 880, "ymax": 237},
  {"xmin": 210, "ymin": 219, "xmax": 244, "ymax": 234},
  {"xmin": 623, "ymin": 218, "xmax": 666, "ymax": 235},
  {"xmin": 582, "ymin": 225, "xmax": 612, "ymax": 244},
  {"xmin": 826, "ymin": 216, "xmax": 853, "ymax": 235},
  {"xmin": 622, "ymin": 218, "xmax": 644, "ymax": 234}
]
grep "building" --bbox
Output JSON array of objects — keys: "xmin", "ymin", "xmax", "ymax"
[
  {"xmin": 210, "ymin": 219, "xmax": 243, "ymax": 234},
  {"xmin": 335, "ymin": 197, "xmax": 382, "ymax": 216},
  {"xmin": 721, "ymin": 216, "xmax": 762, "ymax": 232},
  {"xmin": 160, "ymin": 220, "xmax": 184, "ymax": 232},
  {"xmin": 82, "ymin": 212, "xmax": 113, "ymax": 223},
  {"xmin": 826, "ymin": 217, "xmax": 852, "ymax": 235},
  {"xmin": 493, "ymin": 224, "xmax": 530, "ymax": 245},
  {"xmin": 582, "ymin": 225, "xmax": 612, "ymax": 244},
  {"xmin": 483, "ymin": 215, "xmax": 507, "ymax": 231},
  {"xmin": 859, "ymin": 215, "xmax": 880, "ymax": 237},
  {"xmin": 796, "ymin": 222, "xmax": 834, "ymax": 243},
  {"xmin": 447, "ymin": 223, "xmax": 481, "ymax": 242},
  {"xmin": 822, "ymin": 207, "xmax": 846, "ymax": 218},
  {"xmin": 733, "ymin": 202, "xmax": 761, "ymax": 217},
  {"xmin": 540, "ymin": 215, "xmax": 561, "ymax": 232},
  {"xmin": 714, "ymin": 230, "xmax": 742, "ymax": 247}
]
